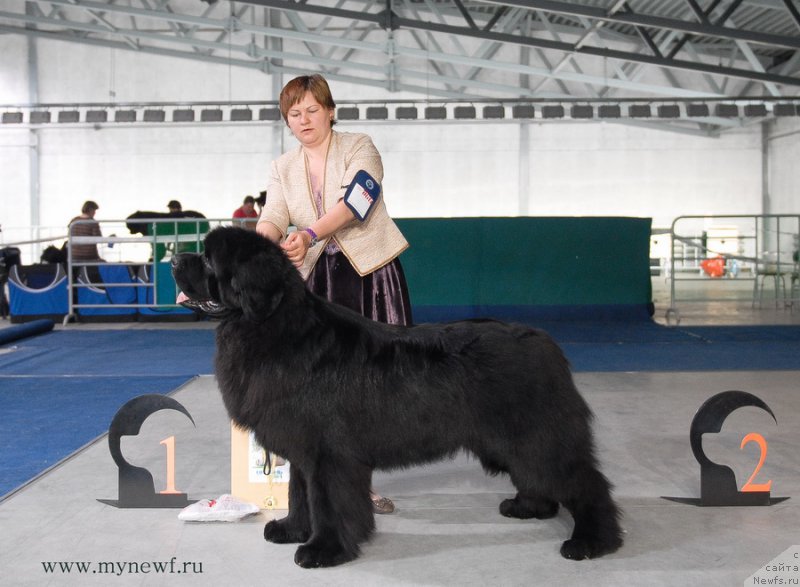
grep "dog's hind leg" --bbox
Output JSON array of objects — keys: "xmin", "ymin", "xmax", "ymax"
[
  {"xmin": 264, "ymin": 463, "xmax": 311, "ymax": 544},
  {"xmin": 498, "ymin": 465, "xmax": 560, "ymax": 520},
  {"xmin": 557, "ymin": 461, "xmax": 623, "ymax": 560},
  {"xmin": 476, "ymin": 451, "xmax": 560, "ymax": 520},
  {"xmin": 293, "ymin": 456, "xmax": 374, "ymax": 568},
  {"xmin": 499, "ymin": 492, "xmax": 560, "ymax": 520},
  {"xmin": 501, "ymin": 449, "xmax": 622, "ymax": 559}
]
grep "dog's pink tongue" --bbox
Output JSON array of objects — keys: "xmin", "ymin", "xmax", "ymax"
[{"xmin": 176, "ymin": 291, "xmax": 189, "ymax": 304}]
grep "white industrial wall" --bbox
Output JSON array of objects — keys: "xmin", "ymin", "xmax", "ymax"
[
  {"xmin": 1, "ymin": 34, "xmax": 798, "ymax": 240},
  {"xmin": 768, "ymin": 118, "xmax": 800, "ymax": 215}
]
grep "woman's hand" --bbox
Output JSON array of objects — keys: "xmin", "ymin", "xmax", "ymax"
[
  {"xmin": 281, "ymin": 230, "xmax": 312, "ymax": 268},
  {"xmin": 279, "ymin": 201, "xmax": 356, "ymax": 268}
]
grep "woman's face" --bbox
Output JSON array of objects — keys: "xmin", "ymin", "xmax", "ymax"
[{"xmin": 286, "ymin": 91, "xmax": 333, "ymax": 149}]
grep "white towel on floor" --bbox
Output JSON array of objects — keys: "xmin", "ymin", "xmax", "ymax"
[{"xmin": 178, "ymin": 494, "xmax": 260, "ymax": 522}]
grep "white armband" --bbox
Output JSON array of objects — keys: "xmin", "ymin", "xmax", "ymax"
[{"xmin": 343, "ymin": 170, "xmax": 381, "ymax": 221}]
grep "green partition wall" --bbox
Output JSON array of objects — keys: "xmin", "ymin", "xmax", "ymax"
[{"xmin": 395, "ymin": 217, "xmax": 653, "ymax": 322}]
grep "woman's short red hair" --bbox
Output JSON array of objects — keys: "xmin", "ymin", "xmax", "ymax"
[{"xmin": 279, "ymin": 74, "xmax": 337, "ymax": 126}]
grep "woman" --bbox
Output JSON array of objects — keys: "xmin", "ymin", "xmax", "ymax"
[{"xmin": 256, "ymin": 74, "xmax": 412, "ymax": 514}]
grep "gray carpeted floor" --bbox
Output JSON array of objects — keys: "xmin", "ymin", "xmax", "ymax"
[{"xmin": 1, "ymin": 371, "xmax": 797, "ymax": 586}]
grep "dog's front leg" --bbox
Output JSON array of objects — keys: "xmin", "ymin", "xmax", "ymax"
[
  {"xmin": 293, "ymin": 456, "xmax": 374, "ymax": 568},
  {"xmin": 263, "ymin": 463, "xmax": 311, "ymax": 544}
]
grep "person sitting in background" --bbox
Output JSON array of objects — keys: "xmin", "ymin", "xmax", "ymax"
[
  {"xmin": 161, "ymin": 200, "xmax": 210, "ymax": 257},
  {"xmin": 68, "ymin": 200, "xmax": 103, "ymax": 263},
  {"xmin": 167, "ymin": 200, "xmax": 183, "ymax": 215},
  {"xmin": 68, "ymin": 200, "xmax": 104, "ymax": 284},
  {"xmin": 233, "ymin": 195, "xmax": 259, "ymax": 230}
]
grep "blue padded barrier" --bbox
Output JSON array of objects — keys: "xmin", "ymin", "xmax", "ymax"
[
  {"xmin": 0, "ymin": 318, "xmax": 54, "ymax": 345},
  {"xmin": 76, "ymin": 266, "xmax": 136, "ymax": 321},
  {"xmin": 7, "ymin": 264, "xmax": 69, "ymax": 323}
]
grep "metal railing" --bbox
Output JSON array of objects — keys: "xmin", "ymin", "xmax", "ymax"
[
  {"xmin": 665, "ymin": 214, "xmax": 800, "ymax": 325},
  {"xmin": 0, "ymin": 226, "xmax": 68, "ymax": 265},
  {"xmin": 64, "ymin": 217, "xmax": 229, "ymax": 324}
]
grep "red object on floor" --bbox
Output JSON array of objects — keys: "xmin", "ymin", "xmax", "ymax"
[{"xmin": 701, "ymin": 256, "xmax": 725, "ymax": 278}]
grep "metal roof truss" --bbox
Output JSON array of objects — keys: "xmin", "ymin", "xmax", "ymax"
[{"xmin": 1, "ymin": 0, "xmax": 799, "ymax": 134}]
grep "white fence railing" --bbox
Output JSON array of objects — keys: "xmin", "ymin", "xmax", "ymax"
[
  {"xmin": 65, "ymin": 217, "xmax": 228, "ymax": 323},
  {"xmin": 666, "ymin": 214, "xmax": 800, "ymax": 324},
  {"xmin": 2, "ymin": 217, "xmax": 249, "ymax": 324}
]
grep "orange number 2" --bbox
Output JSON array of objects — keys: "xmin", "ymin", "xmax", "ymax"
[{"xmin": 740, "ymin": 432, "xmax": 772, "ymax": 493}]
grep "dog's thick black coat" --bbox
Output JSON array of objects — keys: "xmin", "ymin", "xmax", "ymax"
[{"xmin": 172, "ymin": 226, "xmax": 623, "ymax": 568}]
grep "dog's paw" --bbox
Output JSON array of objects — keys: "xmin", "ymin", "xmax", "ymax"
[
  {"xmin": 294, "ymin": 541, "xmax": 356, "ymax": 568},
  {"xmin": 499, "ymin": 497, "xmax": 559, "ymax": 519},
  {"xmin": 263, "ymin": 519, "xmax": 310, "ymax": 544},
  {"xmin": 560, "ymin": 536, "xmax": 622, "ymax": 560}
]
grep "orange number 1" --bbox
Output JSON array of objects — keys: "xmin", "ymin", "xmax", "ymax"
[
  {"xmin": 740, "ymin": 432, "xmax": 772, "ymax": 493},
  {"xmin": 159, "ymin": 436, "xmax": 181, "ymax": 495}
]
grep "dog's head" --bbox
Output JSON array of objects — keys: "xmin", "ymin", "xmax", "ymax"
[{"xmin": 172, "ymin": 226, "xmax": 301, "ymax": 322}]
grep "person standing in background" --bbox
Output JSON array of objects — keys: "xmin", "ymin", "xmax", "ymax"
[{"xmin": 233, "ymin": 195, "xmax": 259, "ymax": 230}]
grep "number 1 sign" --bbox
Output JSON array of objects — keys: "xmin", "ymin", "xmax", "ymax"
[{"xmin": 98, "ymin": 394, "xmax": 196, "ymax": 508}]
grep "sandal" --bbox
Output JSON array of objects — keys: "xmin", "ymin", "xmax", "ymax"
[{"xmin": 371, "ymin": 494, "xmax": 395, "ymax": 514}]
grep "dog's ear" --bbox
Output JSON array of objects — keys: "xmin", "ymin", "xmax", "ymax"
[
  {"xmin": 237, "ymin": 282, "xmax": 284, "ymax": 322},
  {"xmin": 229, "ymin": 251, "xmax": 285, "ymax": 321}
]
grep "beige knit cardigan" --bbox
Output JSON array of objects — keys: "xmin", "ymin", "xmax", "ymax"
[{"xmin": 259, "ymin": 131, "xmax": 409, "ymax": 279}]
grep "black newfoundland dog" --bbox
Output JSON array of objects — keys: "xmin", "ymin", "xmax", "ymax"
[{"xmin": 172, "ymin": 226, "xmax": 623, "ymax": 568}]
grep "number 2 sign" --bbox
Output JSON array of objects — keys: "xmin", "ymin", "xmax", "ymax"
[{"xmin": 688, "ymin": 390, "xmax": 785, "ymax": 507}]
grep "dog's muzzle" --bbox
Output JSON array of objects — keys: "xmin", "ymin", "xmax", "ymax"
[{"xmin": 176, "ymin": 292, "xmax": 226, "ymax": 316}]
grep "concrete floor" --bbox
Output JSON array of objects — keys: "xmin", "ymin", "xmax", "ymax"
[
  {"xmin": 1, "ymin": 277, "xmax": 799, "ymax": 586},
  {"xmin": 651, "ymin": 271, "xmax": 800, "ymax": 326}
]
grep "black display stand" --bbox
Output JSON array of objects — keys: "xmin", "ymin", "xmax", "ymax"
[
  {"xmin": 664, "ymin": 390, "xmax": 788, "ymax": 507},
  {"xmin": 98, "ymin": 394, "xmax": 196, "ymax": 508}
]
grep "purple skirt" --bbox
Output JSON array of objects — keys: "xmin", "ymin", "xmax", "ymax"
[{"xmin": 306, "ymin": 252, "xmax": 413, "ymax": 326}]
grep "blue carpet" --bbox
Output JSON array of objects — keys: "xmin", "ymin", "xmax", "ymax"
[
  {"xmin": 0, "ymin": 329, "xmax": 215, "ymax": 376},
  {"xmin": 533, "ymin": 320, "xmax": 692, "ymax": 343},
  {"xmin": 563, "ymin": 340, "xmax": 800, "ymax": 371},
  {"xmin": 536, "ymin": 321, "xmax": 800, "ymax": 372},
  {"xmin": 0, "ymin": 328, "xmax": 215, "ymax": 498},
  {"xmin": 3, "ymin": 322, "xmax": 800, "ymax": 499},
  {"xmin": 0, "ymin": 376, "xmax": 193, "ymax": 498}
]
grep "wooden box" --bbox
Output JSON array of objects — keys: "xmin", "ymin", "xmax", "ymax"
[{"xmin": 230, "ymin": 424, "xmax": 290, "ymax": 510}]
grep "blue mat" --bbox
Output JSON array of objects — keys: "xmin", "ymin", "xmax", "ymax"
[
  {"xmin": 0, "ymin": 376, "xmax": 193, "ymax": 498},
  {"xmin": 0, "ymin": 328, "xmax": 216, "ymax": 499},
  {"xmin": 537, "ymin": 321, "xmax": 800, "ymax": 372},
  {"xmin": 0, "ymin": 319, "xmax": 54, "ymax": 345},
  {"xmin": 3, "ymin": 322, "xmax": 800, "ymax": 499},
  {"xmin": 0, "ymin": 329, "xmax": 215, "ymax": 376}
]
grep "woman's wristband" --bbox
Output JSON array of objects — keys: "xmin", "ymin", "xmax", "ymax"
[{"xmin": 304, "ymin": 228, "xmax": 319, "ymax": 247}]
